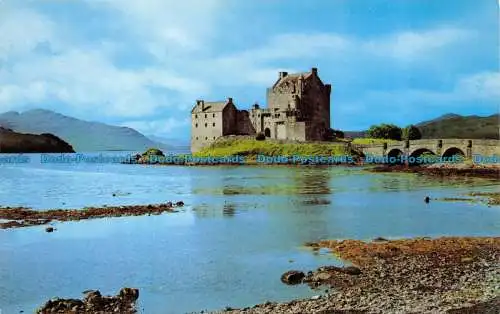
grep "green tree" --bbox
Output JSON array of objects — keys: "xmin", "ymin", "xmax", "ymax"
[
  {"xmin": 402, "ymin": 125, "xmax": 422, "ymax": 140},
  {"xmin": 367, "ymin": 124, "xmax": 402, "ymax": 140},
  {"xmin": 142, "ymin": 148, "xmax": 164, "ymax": 157},
  {"xmin": 333, "ymin": 129, "xmax": 344, "ymax": 138}
]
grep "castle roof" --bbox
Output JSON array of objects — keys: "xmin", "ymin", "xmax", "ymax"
[
  {"xmin": 191, "ymin": 99, "xmax": 233, "ymax": 113},
  {"xmin": 272, "ymin": 70, "xmax": 314, "ymax": 89}
]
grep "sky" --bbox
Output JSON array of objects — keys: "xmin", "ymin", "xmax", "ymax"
[{"xmin": 0, "ymin": 0, "xmax": 498, "ymax": 141}]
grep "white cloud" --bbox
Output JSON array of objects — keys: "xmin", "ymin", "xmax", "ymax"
[
  {"xmin": 364, "ymin": 28, "xmax": 474, "ymax": 61},
  {"xmin": 0, "ymin": 5, "xmax": 59, "ymax": 60},
  {"xmin": 456, "ymin": 72, "xmax": 500, "ymax": 100},
  {"xmin": 89, "ymin": 0, "xmax": 227, "ymax": 57}
]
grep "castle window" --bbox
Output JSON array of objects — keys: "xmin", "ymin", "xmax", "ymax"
[
  {"xmin": 205, "ymin": 137, "xmax": 208, "ymax": 140},
  {"xmin": 195, "ymin": 123, "xmax": 198, "ymax": 127},
  {"xmin": 196, "ymin": 137, "xmax": 198, "ymax": 140},
  {"xmin": 213, "ymin": 137, "xmax": 216, "ymax": 139},
  {"xmin": 205, "ymin": 123, "xmax": 207, "ymax": 127},
  {"xmin": 213, "ymin": 114, "xmax": 215, "ymax": 117},
  {"xmin": 205, "ymin": 114, "xmax": 207, "ymax": 118},
  {"xmin": 212, "ymin": 123, "xmax": 215, "ymax": 127},
  {"xmin": 195, "ymin": 114, "xmax": 198, "ymax": 118}
]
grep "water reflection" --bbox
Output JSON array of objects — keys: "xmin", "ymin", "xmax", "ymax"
[
  {"xmin": 292, "ymin": 167, "xmax": 331, "ymax": 195},
  {"xmin": 192, "ymin": 202, "xmax": 240, "ymax": 218}
]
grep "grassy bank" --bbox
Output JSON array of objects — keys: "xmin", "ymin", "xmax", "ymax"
[
  {"xmin": 350, "ymin": 137, "xmax": 398, "ymax": 144},
  {"xmin": 193, "ymin": 138, "xmax": 355, "ymax": 158}
]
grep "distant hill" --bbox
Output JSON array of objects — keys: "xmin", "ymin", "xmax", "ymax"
[
  {"xmin": 0, "ymin": 127, "xmax": 75, "ymax": 153},
  {"xmin": 147, "ymin": 134, "xmax": 189, "ymax": 150},
  {"xmin": 416, "ymin": 113, "xmax": 499, "ymax": 139},
  {"xmin": 341, "ymin": 113, "xmax": 499, "ymax": 140},
  {"xmin": 343, "ymin": 131, "xmax": 366, "ymax": 139},
  {"xmin": 0, "ymin": 109, "xmax": 175, "ymax": 152}
]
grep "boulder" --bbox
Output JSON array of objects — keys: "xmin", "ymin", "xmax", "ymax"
[
  {"xmin": 281, "ymin": 270, "xmax": 305, "ymax": 285},
  {"xmin": 119, "ymin": 287, "xmax": 139, "ymax": 301}
]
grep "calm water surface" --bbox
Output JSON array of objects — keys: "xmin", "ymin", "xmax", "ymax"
[{"xmin": 0, "ymin": 153, "xmax": 499, "ymax": 314}]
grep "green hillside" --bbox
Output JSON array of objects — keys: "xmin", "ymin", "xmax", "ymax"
[{"xmin": 416, "ymin": 113, "xmax": 499, "ymax": 139}]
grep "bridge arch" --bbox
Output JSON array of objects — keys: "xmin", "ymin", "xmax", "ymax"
[
  {"xmin": 409, "ymin": 148, "xmax": 436, "ymax": 165},
  {"xmin": 442, "ymin": 147, "xmax": 465, "ymax": 158},
  {"xmin": 410, "ymin": 148, "xmax": 436, "ymax": 157},
  {"xmin": 387, "ymin": 148, "xmax": 404, "ymax": 158}
]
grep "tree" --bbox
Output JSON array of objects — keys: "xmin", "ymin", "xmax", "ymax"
[
  {"xmin": 367, "ymin": 124, "xmax": 402, "ymax": 140},
  {"xmin": 333, "ymin": 129, "xmax": 344, "ymax": 138},
  {"xmin": 142, "ymin": 148, "xmax": 164, "ymax": 157},
  {"xmin": 255, "ymin": 132, "xmax": 266, "ymax": 141},
  {"xmin": 322, "ymin": 128, "xmax": 344, "ymax": 141},
  {"xmin": 402, "ymin": 125, "xmax": 422, "ymax": 140}
]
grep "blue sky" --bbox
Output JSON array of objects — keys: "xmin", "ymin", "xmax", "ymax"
[{"xmin": 0, "ymin": 0, "xmax": 498, "ymax": 141}]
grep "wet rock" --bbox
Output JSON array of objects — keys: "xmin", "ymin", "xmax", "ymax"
[
  {"xmin": 281, "ymin": 270, "xmax": 305, "ymax": 285},
  {"xmin": 343, "ymin": 266, "xmax": 362, "ymax": 275},
  {"xmin": 119, "ymin": 287, "xmax": 139, "ymax": 301},
  {"xmin": 424, "ymin": 196, "xmax": 430, "ymax": 203},
  {"xmin": 176, "ymin": 201, "xmax": 184, "ymax": 206},
  {"xmin": 373, "ymin": 237, "xmax": 388, "ymax": 242},
  {"xmin": 37, "ymin": 288, "xmax": 139, "ymax": 314},
  {"xmin": 45, "ymin": 227, "xmax": 54, "ymax": 233}
]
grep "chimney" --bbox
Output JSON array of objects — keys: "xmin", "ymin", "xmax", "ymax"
[
  {"xmin": 325, "ymin": 84, "xmax": 331, "ymax": 94},
  {"xmin": 279, "ymin": 71, "xmax": 288, "ymax": 79},
  {"xmin": 196, "ymin": 99, "xmax": 205, "ymax": 110},
  {"xmin": 227, "ymin": 97, "xmax": 233, "ymax": 103},
  {"xmin": 311, "ymin": 67, "xmax": 317, "ymax": 75}
]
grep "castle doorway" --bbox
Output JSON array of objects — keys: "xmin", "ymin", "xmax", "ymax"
[{"xmin": 264, "ymin": 128, "xmax": 271, "ymax": 137}]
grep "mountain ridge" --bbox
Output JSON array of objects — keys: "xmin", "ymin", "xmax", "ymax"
[
  {"xmin": 0, "ymin": 109, "xmax": 176, "ymax": 152},
  {"xmin": 343, "ymin": 113, "xmax": 499, "ymax": 140}
]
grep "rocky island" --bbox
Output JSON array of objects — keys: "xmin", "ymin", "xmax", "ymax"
[{"xmin": 0, "ymin": 127, "xmax": 75, "ymax": 153}]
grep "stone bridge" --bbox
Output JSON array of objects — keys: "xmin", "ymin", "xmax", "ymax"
[{"xmin": 352, "ymin": 139, "xmax": 500, "ymax": 161}]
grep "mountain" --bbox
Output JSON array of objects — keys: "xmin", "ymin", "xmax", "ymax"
[
  {"xmin": 0, "ymin": 127, "xmax": 75, "ymax": 153},
  {"xmin": 147, "ymin": 135, "xmax": 189, "ymax": 150},
  {"xmin": 0, "ymin": 109, "xmax": 174, "ymax": 152},
  {"xmin": 416, "ymin": 113, "xmax": 499, "ymax": 139},
  {"xmin": 341, "ymin": 113, "xmax": 499, "ymax": 140},
  {"xmin": 415, "ymin": 113, "xmax": 461, "ymax": 127}
]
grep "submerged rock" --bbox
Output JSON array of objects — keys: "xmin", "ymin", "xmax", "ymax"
[
  {"xmin": 281, "ymin": 270, "xmax": 305, "ymax": 285},
  {"xmin": 45, "ymin": 227, "xmax": 54, "ymax": 233}
]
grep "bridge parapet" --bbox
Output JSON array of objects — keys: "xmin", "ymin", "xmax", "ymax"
[{"xmin": 354, "ymin": 138, "xmax": 500, "ymax": 160}]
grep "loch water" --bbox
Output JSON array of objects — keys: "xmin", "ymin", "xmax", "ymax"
[{"xmin": 0, "ymin": 153, "xmax": 499, "ymax": 314}]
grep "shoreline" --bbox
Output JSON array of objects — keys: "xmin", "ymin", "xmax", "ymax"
[
  {"xmin": 208, "ymin": 237, "xmax": 500, "ymax": 313},
  {"xmin": 0, "ymin": 202, "xmax": 183, "ymax": 229},
  {"xmin": 34, "ymin": 237, "xmax": 500, "ymax": 313}
]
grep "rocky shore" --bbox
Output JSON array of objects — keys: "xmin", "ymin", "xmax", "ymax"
[
  {"xmin": 0, "ymin": 201, "xmax": 184, "ymax": 229},
  {"xmin": 210, "ymin": 237, "xmax": 500, "ymax": 313},
  {"xmin": 369, "ymin": 163, "xmax": 500, "ymax": 179},
  {"xmin": 37, "ymin": 287, "xmax": 139, "ymax": 313}
]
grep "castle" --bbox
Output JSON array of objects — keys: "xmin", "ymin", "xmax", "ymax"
[{"xmin": 191, "ymin": 67, "xmax": 331, "ymax": 152}]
